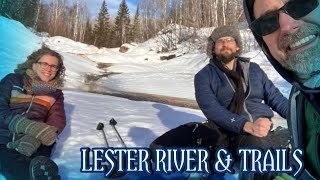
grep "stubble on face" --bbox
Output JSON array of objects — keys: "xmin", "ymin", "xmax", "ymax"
[
  {"xmin": 216, "ymin": 49, "xmax": 238, "ymax": 64},
  {"xmin": 278, "ymin": 23, "xmax": 320, "ymax": 76}
]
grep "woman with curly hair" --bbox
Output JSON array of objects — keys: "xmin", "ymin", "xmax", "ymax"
[{"xmin": 0, "ymin": 46, "xmax": 66, "ymax": 180}]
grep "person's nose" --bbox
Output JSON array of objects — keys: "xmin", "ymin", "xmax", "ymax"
[
  {"xmin": 278, "ymin": 12, "xmax": 300, "ymax": 36},
  {"xmin": 44, "ymin": 66, "xmax": 53, "ymax": 72},
  {"xmin": 220, "ymin": 41, "xmax": 228, "ymax": 47}
]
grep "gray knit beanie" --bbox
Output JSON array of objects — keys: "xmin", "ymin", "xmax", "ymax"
[{"xmin": 206, "ymin": 25, "xmax": 242, "ymax": 59}]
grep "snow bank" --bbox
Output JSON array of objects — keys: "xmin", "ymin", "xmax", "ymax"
[{"xmin": 0, "ymin": 16, "xmax": 42, "ymax": 79}]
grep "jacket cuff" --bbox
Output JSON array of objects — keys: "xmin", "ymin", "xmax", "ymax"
[{"xmin": 239, "ymin": 118, "xmax": 249, "ymax": 134}]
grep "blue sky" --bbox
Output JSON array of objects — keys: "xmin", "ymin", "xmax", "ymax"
[
  {"xmin": 44, "ymin": 0, "xmax": 138, "ymax": 19},
  {"xmin": 83, "ymin": 0, "xmax": 138, "ymax": 19}
]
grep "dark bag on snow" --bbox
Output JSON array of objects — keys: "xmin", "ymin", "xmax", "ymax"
[{"xmin": 149, "ymin": 121, "xmax": 228, "ymax": 154}]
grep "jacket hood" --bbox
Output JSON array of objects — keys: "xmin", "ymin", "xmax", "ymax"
[{"xmin": 243, "ymin": 0, "xmax": 320, "ymax": 93}]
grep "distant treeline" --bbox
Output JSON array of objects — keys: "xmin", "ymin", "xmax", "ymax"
[{"xmin": 0, "ymin": 0, "xmax": 245, "ymax": 48}]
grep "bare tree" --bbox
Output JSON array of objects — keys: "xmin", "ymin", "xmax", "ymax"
[
  {"xmin": 15, "ymin": 0, "xmax": 246, "ymax": 48},
  {"xmin": 34, "ymin": 0, "xmax": 42, "ymax": 28},
  {"xmin": 161, "ymin": 0, "xmax": 167, "ymax": 24},
  {"xmin": 49, "ymin": 0, "xmax": 66, "ymax": 35},
  {"xmin": 73, "ymin": 0, "xmax": 79, "ymax": 40}
]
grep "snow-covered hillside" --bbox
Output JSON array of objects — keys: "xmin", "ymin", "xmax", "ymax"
[
  {"xmin": 0, "ymin": 16, "xmax": 291, "ymax": 180},
  {"xmin": 0, "ymin": 16, "xmax": 42, "ymax": 79}
]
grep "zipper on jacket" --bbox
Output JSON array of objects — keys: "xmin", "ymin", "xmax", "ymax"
[
  {"xmin": 243, "ymin": 83, "xmax": 253, "ymax": 122},
  {"xmin": 243, "ymin": 63, "xmax": 253, "ymax": 122},
  {"xmin": 314, "ymin": 133, "xmax": 320, "ymax": 176},
  {"xmin": 304, "ymin": 169, "xmax": 317, "ymax": 180},
  {"xmin": 11, "ymin": 95, "xmax": 36, "ymax": 146},
  {"xmin": 224, "ymin": 74, "xmax": 235, "ymax": 92},
  {"xmin": 244, "ymin": 101, "xmax": 253, "ymax": 122},
  {"xmin": 289, "ymin": 89, "xmax": 300, "ymax": 148},
  {"xmin": 26, "ymin": 95, "xmax": 35, "ymax": 113}
]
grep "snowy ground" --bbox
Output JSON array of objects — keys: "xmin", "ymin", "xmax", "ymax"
[
  {"xmin": 0, "ymin": 17, "xmax": 291, "ymax": 179},
  {"xmin": 53, "ymin": 90, "xmax": 208, "ymax": 180}
]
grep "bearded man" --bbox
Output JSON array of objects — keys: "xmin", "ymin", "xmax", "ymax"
[
  {"xmin": 194, "ymin": 25, "xmax": 289, "ymax": 154},
  {"xmin": 243, "ymin": 0, "xmax": 320, "ymax": 178}
]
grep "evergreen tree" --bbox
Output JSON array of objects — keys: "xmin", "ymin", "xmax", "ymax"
[
  {"xmin": 114, "ymin": 0, "xmax": 131, "ymax": 47},
  {"xmin": 93, "ymin": 0, "xmax": 111, "ymax": 48},
  {"xmin": 109, "ymin": 27, "xmax": 117, "ymax": 48},
  {"xmin": 0, "ymin": 0, "xmax": 23, "ymax": 21},
  {"xmin": 0, "ymin": 0, "xmax": 40, "ymax": 28},
  {"xmin": 22, "ymin": 0, "xmax": 41, "ymax": 28},
  {"xmin": 130, "ymin": 5, "xmax": 141, "ymax": 43},
  {"xmin": 84, "ymin": 19, "xmax": 93, "ymax": 45},
  {"xmin": 36, "ymin": 3, "xmax": 49, "ymax": 33},
  {"xmin": 126, "ymin": 23, "xmax": 134, "ymax": 44}
]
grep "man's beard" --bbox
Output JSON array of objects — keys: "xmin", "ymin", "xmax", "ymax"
[
  {"xmin": 216, "ymin": 50, "xmax": 238, "ymax": 64},
  {"xmin": 288, "ymin": 46, "xmax": 320, "ymax": 88},
  {"xmin": 286, "ymin": 44, "xmax": 320, "ymax": 75},
  {"xmin": 279, "ymin": 23, "xmax": 320, "ymax": 77}
]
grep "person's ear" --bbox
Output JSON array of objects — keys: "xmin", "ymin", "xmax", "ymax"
[{"xmin": 32, "ymin": 63, "xmax": 37, "ymax": 70}]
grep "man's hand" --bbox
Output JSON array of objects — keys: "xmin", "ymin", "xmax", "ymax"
[
  {"xmin": 253, "ymin": 118, "xmax": 272, "ymax": 137},
  {"xmin": 243, "ymin": 118, "xmax": 272, "ymax": 137}
]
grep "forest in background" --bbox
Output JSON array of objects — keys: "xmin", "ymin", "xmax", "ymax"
[{"xmin": 0, "ymin": 0, "xmax": 245, "ymax": 48}]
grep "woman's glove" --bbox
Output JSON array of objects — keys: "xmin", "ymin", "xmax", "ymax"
[
  {"xmin": 9, "ymin": 115, "xmax": 58, "ymax": 146},
  {"xmin": 7, "ymin": 134, "xmax": 41, "ymax": 157}
]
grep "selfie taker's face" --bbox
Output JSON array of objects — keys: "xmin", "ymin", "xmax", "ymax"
[{"xmin": 253, "ymin": 0, "xmax": 320, "ymax": 77}]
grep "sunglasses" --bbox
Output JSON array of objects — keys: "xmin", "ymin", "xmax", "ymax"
[{"xmin": 249, "ymin": 0, "xmax": 319, "ymax": 36}]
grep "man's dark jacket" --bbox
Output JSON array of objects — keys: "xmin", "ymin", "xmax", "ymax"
[
  {"xmin": 243, "ymin": 0, "xmax": 320, "ymax": 178},
  {"xmin": 194, "ymin": 57, "xmax": 288, "ymax": 134}
]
